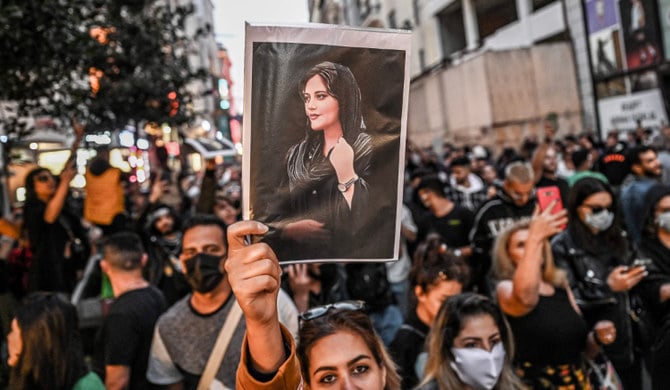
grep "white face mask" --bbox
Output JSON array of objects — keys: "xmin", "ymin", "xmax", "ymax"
[
  {"xmin": 584, "ymin": 209, "xmax": 614, "ymax": 232},
  {"xmin": 450, "ymin": 343, "xmax": 505, "ymax": 390},
  {"xmin": 657, "ymin": 211, "xmax": 670, "ymax": 233}
]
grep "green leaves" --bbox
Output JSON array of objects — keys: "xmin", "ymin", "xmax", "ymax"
[{"xmin": 0, "ymin": 0, "xmax": 203, "ymax": 135}]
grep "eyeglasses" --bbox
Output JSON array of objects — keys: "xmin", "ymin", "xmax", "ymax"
[
  {"xmin": 299, "ymin": 300, "xmax": 367, "ymax": 322},
  {"xmin": 35, "ymin": 174, "xmax": 52, "ymax": 183},
  {"xmin": 583, "ymin": 204, "xmax": 613, "ymax": 214}
]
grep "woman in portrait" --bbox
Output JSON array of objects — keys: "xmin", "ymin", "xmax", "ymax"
[{"xmin": 269, "ymin": 61, "xmax": 373, "ymax": 260}]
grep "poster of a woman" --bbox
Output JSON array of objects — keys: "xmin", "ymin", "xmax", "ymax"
[{"xmin": 243, "ymin": 23, "xmax": 411, "ymax": 263}]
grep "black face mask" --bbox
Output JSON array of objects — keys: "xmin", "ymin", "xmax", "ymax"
[{"xmin": 184, "ymin": 253, "xmax": 225, "ymax": 293}]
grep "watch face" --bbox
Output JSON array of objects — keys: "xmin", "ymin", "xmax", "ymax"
[{"xmin": 337, "ymin": 183, "xmax": 347, "ymax": 192}]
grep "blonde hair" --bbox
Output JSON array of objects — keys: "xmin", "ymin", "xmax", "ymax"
[
  {"xmin": 504, "ymin": 161, "xmax": 534, "ymax": 184},
  {"xmin": 492, "ymin": 220, "xmax": 566, "ymax": 287}
]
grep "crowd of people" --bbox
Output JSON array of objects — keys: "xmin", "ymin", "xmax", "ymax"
[{"xmin": 2, "ymin": 113, "xmax": 670, "ymax": 390}]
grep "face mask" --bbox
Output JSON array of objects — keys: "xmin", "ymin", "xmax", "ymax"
[
  {"xmin": 450, "ymin": 343, "xmax": 505, "ymax": 390},
  {"xmin": 584, "ymin": 209, "xmax": 614, "ymax": 232},
  {"xmin": 657, "ymin": 211, "xmax": 670, "ymax": 233},
  {"xmin": 184, "ymin": 253, "xmax": 225, "ymax": 293}
]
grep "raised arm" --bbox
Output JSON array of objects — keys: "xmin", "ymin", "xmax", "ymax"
[
  {"xmin": 226, "ymin": 221, "xmax": 302, "ymax": 389},
  {"xmin": 497, "ymin": 204, "xmax": 567, "ymax": 316}
]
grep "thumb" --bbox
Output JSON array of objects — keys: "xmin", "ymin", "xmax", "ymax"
[{"xmin": 227, "ymin": 220, "xmax": 269, "ymax": 252}]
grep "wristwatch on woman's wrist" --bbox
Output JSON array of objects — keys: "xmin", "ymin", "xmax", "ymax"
[{"xmin": 337, "ymin": 175, "xmax": 359, "ymax": 193}]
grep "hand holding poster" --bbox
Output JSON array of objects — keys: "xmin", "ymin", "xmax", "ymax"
[{"xmin": 242, "ymin": 23, "xmax": 411, "ymax": 263}]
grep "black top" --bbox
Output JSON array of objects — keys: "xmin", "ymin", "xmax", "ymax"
[
  {"xmin": 506, "ymin": 287, "xmax": 587, "ymax": 367},
  {"xmin": 416, "ymin": 205, "xmax": 474, "ymax": 249},
  {"xmin": 94, "ymin": 286, "xmax": 167, "ymax": 390},
  {"xmin": 388, "ymin": 310, "xmax": 430, "ymax": 390}
]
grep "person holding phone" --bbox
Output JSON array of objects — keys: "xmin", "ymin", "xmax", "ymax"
[
  {"xmin": 551, "ymin": 177, "xmax": 645, "ymax": 389},
  {"xmin": 635, "ymin": 184, "xmax": 670, "ymax": 389},
  {"xmin": 493, "ymin": 207, "xmax": 616, "ymax": 388}
]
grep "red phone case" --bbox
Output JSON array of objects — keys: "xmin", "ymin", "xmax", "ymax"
[{"xmin": 537, "ymin": 186, "xmax": 563, "ymax": 213}]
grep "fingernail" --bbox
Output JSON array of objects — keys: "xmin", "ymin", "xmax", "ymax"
[{"xmin": 259, "ymin": 223, "xmax": 269, "ymax": 234}]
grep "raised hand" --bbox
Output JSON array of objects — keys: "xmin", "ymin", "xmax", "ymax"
[
  {"xmin": 225, "ymin": 221, "xmax": 281, "ymax": 327},
  {"xmin": 528, "ymin": 202, "xmax": 568, "ymax": 241}
]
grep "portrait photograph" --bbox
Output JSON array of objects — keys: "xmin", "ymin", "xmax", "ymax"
[{"xmin": 242, "ymin": 23, "xmax": 411, "ymax": 263}]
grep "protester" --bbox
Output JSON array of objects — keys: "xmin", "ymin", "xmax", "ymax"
[
  {"xmin": 621, "ymin": 145, "xmax": 662, "ymax": 244},
  {"xmin": 444, "ymin": 156, "xmax": 488, "ymax": 212},
  {"xmin": 225, "ymin": 220, "xmax": 401, "ymax": 390},
  {"xmin": 23, "ymin": 164, "xmax": 90, "ymax": 293},
  {"xmin": 469, "ymin": 161, "xmax": 536, "ymax": 294},
  {"xmin": 389, "ymin": 234, "xmax": 469, "ymax": 389},
  {"xmin": 416, "ymin": 292, "xmax": 525, "ymax": 390},
  {"xmin": 635, "ymin": 184, "xmax": 670, "ymax": 389},
  {"xmin": 7, "ymin": 293, "xmax": 105, "ymax": 389},
  {"xmin": 552, "ymin": 177, "xmax": 645, "ymax": 388},
  {"xmin": 146, "ymin": 215, "xmax": 298, "ymax": 389},
  {"xmin": 84, "ymin": 146, "xmax": 128, "ymax": 236},
  {"xmin": 282, "ymin": 262, "xmax": 348, "ymax": 313},
  {"xmin": 493, "ymin": 213, "xmax": 616, "ymax": 389},
  {"xmin": 93, "ymin": 232, "xmax": 166, "ymax": 390}
]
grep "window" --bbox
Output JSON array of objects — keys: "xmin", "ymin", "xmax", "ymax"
[
  {"xmin": 476, "ymin": 0, "xmax": 518, "ymax": 40},
  {"xmin": 437, "ymin": 2, "xmax": 466, "ymax": 57}
]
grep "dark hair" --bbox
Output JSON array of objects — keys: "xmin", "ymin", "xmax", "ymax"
[
  {"xmin": 10, "ymin": 293, "xmax": 88, "ymax": 389},
  {"xmin": 570, "ymin": 148, "xmax": 590, "ymax": 168},
  {"xmin": 420, "ymin": 293, "xmax": 523, "ymax": 390},
  {"xmin": 182, "ymin": 214, "xmax": 228, "ymax": 249},
  {"xmin": 103, "ymin": 232, "xmax": 145, "ymax": 270},
  {"xmin": 24, "ymin": 167, "xmax": 51, "ymax": 203},
  {"xmin": 146, "ymin": 203, "xmax": 181, "ymax": 234},
  {"xmin": 641, "ymin": 184, "xmax": 670, "ymax": 238},
  {"xmin": 567, "ymin": 177, "xmax": 625, "ymax": 254},
  {"xmin": 410, "ymin": 234, "xmax": 469, "ymax": 305},
  {"xmin": 627, "ymin": 145, "xmax": 656, "ymax": 166},
  {"xmin": 297, "ymin": 309, "xmax": 400, "ymax": 389},
  {"xmin": 450, "ymin": 156, "xmax": 471, "ymax": 168},
  {"xmin": 299, "ymin": 61, "xmax": 363, "ymax": 146},
  {"xmin": 416, "ymin": 174, "xmax": 446, "ymax": 197}
]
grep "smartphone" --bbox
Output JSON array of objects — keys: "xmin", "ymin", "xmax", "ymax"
[
  {"xmin": 537, "ymin": 186, "xmax": 565, "ymax": 230},
  {"xmin": 537, "ymin": 186, "xmax": 563, "ymax": 213},
  {"xmin": 630, "ymin": 258, "xmax": 652, "ymax": 269}
]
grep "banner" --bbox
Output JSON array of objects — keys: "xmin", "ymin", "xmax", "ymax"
[
  {"xmin": 242, "ymin": 23, "xmax": 411, "ymax": 263},
  {"xmin": 598, "ymin": 88, "xmax": 668, "ymax": 135}
]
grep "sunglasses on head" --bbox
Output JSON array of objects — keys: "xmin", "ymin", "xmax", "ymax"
[
  {"xmin": 299, "ymin": 300, "xmax": 367, "ymax": 322},
  {"xmin": 35, "ymin": 174, "xmax": 52, "ymax": 183},
  {"xmin": 584, "ymin": 204, "xmax": 612, "ymax": 214}
]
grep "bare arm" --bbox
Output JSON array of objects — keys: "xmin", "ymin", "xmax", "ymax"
[
  {"xmin": 497, "ymin": 204, "xmax": 567, "ymax": 317},
  {"xmin": 105, "ymin": 365, "xmax": 130, "ymax": 390},
  {"xmin": 43, "ymin": 160, "xmax": 76, "ymax": 224},
  {"xmin": 530, "ymin": 143, "xmax": 549, "ymax": 185}
]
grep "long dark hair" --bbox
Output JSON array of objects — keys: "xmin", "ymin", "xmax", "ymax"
[
  {"xmin": 9, "ymin": 293, "xmax": 88, "ymax": 390},
  {"xmin": 299, "ymin": 61, "xmax": 364, "ymax": 146},
  {"xmin": 297, "ymin": 309, "xmax": 400, "ymax": 389},
  {"xmin": 567, "ymin": 177, "xmax": 625, "ymax": 254},
  {"xmin": 24, "ymin": 167, "xmax": 51, "ymax": 203}
]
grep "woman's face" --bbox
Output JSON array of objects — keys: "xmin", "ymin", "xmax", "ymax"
[
  {"xmin": 577, "ymin": 191, "xmax": 613, "ymax": 224},
  {"xmin": 308, "ymin": 330, "xmax": 386, "ymax": 390},
  {"xmin": 507, "ymin": 229, "xmax": 529, "ymax": 266},
  {"xmin": 453, "ymin": 314, "xmax": 501, "ymax": 353},
  {"xmin": 7, "ymin": 318, "xmax": 22, "ymax": 367},
  {"xmin": 303, "ymin": 75, "xmax": 341, "ymax": 132},
  {"xmin": 33, "ymin": 170, "xmax": 56, "ymax": 200},
  {"xmin": 416, "ymin": 279, "xmax": 463, "ymax": 325},
  {"xmin": 213, "ymin": 199, "xmax": 238, "ymax": 225}
]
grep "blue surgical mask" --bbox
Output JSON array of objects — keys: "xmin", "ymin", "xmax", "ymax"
[
  {"xmin": 450, "ymin": 343, "xmax": 505, "ymax": 390},
  {"xmin": 585, "ymin": 209, "xmax": 614, "ymax": 232}
]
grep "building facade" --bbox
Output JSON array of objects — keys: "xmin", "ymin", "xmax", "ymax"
[{"xmin": 309, "ymin": 0, "xmax": 598, "ymax": 149}]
